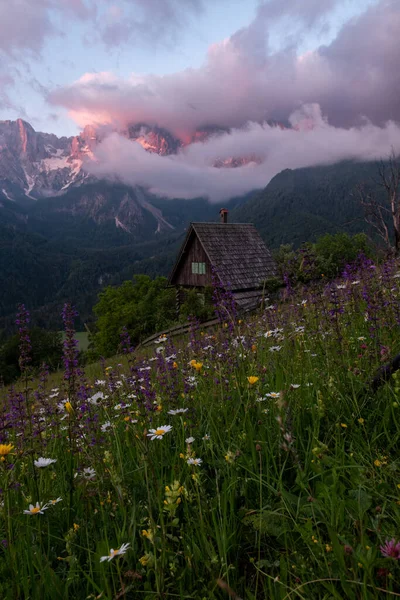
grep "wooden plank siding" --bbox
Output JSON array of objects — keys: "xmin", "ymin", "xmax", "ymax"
[{"xmin": 173, "ymin": 232, "xmax": 213, "ymax": 287}]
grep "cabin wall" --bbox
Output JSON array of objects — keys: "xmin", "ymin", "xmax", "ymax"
[{"xmin": 174, "ymin": 235, "xmax": 213, "ymax": 287}]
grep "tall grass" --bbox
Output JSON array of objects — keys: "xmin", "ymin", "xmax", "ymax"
[{"xmin": 1, "ymin": 256, "xmax": 400, "ymax": 598}]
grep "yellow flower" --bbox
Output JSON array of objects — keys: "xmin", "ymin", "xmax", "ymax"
[
  {"xmin": 124, "ymin": 416, "xmax": 130, "ymax": 422},
  {"xmin": 325, "ymin": 544, "xmax": 332, "ymax": 553},
  {"xmin": 251, "ymin": 344, "xmax": 257, "ymax": 352},
  {"xmin": 247, "ymin": 376, "xmax": 259, "ymax": 385},
  {"xmin": 190, "ymin": 361, "xmax": 203, "ymax": 372},
  {"xmin": 397, "ymin": 483, "xmax": 400, "ymax": 489},
  {"xmin": 139, "ymin": 552, "xmax": 154, "ymax": 567},
  {"xmin": 225, "ymin": 451, "xmax": 235, "ymax": 464},
  {"xmin": 0, "ymin": 444, "xmax": 14, "ymax": 458},
  {"xmin": 73, "ymin": 523, "xmax": 80, "ymax": 532},
  {"xmin": 340, "ymin": 423, "xmax": 347, "ymax": 428},
  {"xmin": 173, "ymin": 362, "xmax": 178, "ymax": 369},
  {"xmin": 65, "ymin": 401, "xmax": 73, "ymax": 415},
  {"xmin": 142, "ymin": 529, "xmax": 154, "ymax": 542},
  {"xmin": 358, "ymin": 418, "xmax": 365, "ymax": 424},
  {"xmin": 374, "ymin": 459, "xmax": 382, "ymax": 467}
]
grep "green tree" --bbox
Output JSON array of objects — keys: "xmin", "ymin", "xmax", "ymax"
[
  {"xmin": 0, "ymin": 328, "xmax": 63, "ymax": 385},
  {"xmin": 92, "ymin": 275, "xmax": 176, "ymax": 357},
  {"xmin": 274, "ymin": 232, "xmax": 374, "ymax": 284}
]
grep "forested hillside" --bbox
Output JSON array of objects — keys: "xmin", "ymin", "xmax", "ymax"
[{"xmin": 232, "ymin": 160, "xmax": 381, "ymax": 247}]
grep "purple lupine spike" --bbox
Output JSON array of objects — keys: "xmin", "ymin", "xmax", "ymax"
[{"xmin": 16, "ymin": 304, "xmax": 31, "ymax": 372}]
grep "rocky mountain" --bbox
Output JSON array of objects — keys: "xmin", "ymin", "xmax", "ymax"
[{"xmin": 0, "ymin": 118, "xmax": 263, "ymax": 205}]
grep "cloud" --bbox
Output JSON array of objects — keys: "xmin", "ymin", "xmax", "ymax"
[
  {"xmin": 0, "ymin": 0, "xmax": 53, "ymax": 55},
  {"xmin": 99, "ymin": 0, "xmax": 206, "ymax": 48},
  {"xmin": 86, "ymin": 104, "xmax": 400, "ymax": 202},
  {"xmin": 49, "ymin": 0, "xmax": 400, "ymax": 138}
]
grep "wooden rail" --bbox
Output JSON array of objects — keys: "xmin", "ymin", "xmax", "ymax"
[{"xmin": 138, "ymin": 317, "xmax": 221, "ymax": 349}]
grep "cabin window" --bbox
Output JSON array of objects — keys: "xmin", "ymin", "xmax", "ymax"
[{"xmin": 192, "ymin": 262, "xmax": 206, "ymax": 275}]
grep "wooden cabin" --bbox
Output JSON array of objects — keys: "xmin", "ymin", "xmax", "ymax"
[{"xmin": 168, "ymin": 209, "xmax": 277, "ymax": 313}]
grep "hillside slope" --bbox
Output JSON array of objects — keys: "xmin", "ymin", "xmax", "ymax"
[{"xmin": 232, "ymin": 161, "xmax": 381, "ymax": 247}]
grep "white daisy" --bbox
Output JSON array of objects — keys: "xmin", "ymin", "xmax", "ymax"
[
  {"xmin": 82, "ymin": 467, "xmax": 96, "ymax": 480},
  {"xmin": 266, "ymin": 392, "xmax": 280, "ymax": 399},
  {"xmin": 187, "ymin": 458, "xmax": 202, "ymax": 466},
  {"xmin": 89, "ymin": 391, "xmax": 105, "ymax": 405},
  {"xmin": 100, "ymin": 542, "xmax": 130, "ymax": 563},
  {"xmin": 101, "ymin": 421, "xmax": 112, "ymax": 433},
  {"xmin": 202, "ymin": 434, "xmax": 210, "ymax": 440},
  {"xmin": 168, "ymin": 408, "xmax": 188, "ymax": 415},
  {"xmin": 23, "ymin": 502, "xmax": 48, "ymax": 515},
  {"xmin": 185, "ymin": 437, "xmax": 195, "ymax": 444},
  {"xmin": 34, "ymin": 457, "xmax": 57, "ymax": 468},
  {"xmin": 49, "ymin": 497, "xmax": 62, "ymax": 505},
  {"xmin": 147, "ymin": 425, "xmax": 173, "ymax": 440}
]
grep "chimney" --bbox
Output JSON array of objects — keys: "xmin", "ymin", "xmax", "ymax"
[{"xmin": 220, "ymin": 208, "xmax": 228, "ymax": 224}]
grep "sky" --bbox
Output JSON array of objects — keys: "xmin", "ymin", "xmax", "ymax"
[{"xmin": 1, "ymin": 0, "xmax": 400, "ymax": 200}]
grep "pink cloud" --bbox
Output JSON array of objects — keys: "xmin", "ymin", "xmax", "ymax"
[
  {"xmin": 49, "ymin": 0, "xmax": 400, "ymax": 138},
  {"xmin": 86, "ymin": 104, "xmax": 400, "ymax": 202}
]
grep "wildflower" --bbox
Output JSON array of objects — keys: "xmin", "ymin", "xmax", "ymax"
[
  {"xmin": 82, "ymin": 467, "xmax": 96, "ymax": 480},
  {"xmin": 187, "ymin": 458, "xmax": 202, "ymax": 466},
  {"xmin": 380, "ymin": 539, "xmax": 400, "ymax": 560},
  {"xmin": 225, "ymin": 451, "xmax": 235, "ymax": 464},
  {"xmin": 358, "ymin": 418, "xmax": 365, "ymax": 424},
  {"xmin": 340, "ymin": 423, "xmax": 347, "ymax": 428},
  {"xmin": 168, "ymin": 408, "xmax": 188, "ymax": 415},
  {"xmin": 326, "ymin": 544, "xmax": 332, "ymax": 553},
  {"xmin": 290, "ymin": 384, "xmax": 300, "ymax": 389},
  {"xmin": 172, "ymin": 361, "xmax": 178, "ymax": 369},
  {"xmin": 185, "ymin": 437, "xmax": 195, "ymax": 444},
  {"xmin": 0, "ymin": 444, "xmax": 14, "ymax": 459},
  {"xmin": 311, "ymin": 535, "xmax": 318, "ymax": 544},
  {"xmin": 142, "ymin": 529, "xmax": 152, "ymax": 539},
  {"xmin": 266, "ymin": 392, "xmax": 280, "ymax": 398},
  {"xmin": 34, "ymin": 457, "xmax": 57, "ymax": 468},
  {"xmin": 147, "ymin": 425, "xmax": 173, "ymax": 440},
  {"xmin": 101, "ymin": 421, "xmax": 112, "ymax": 433},
  {"xmin": 202, "ymin": 434, "xmax": 210, "ymax": 440},
  {"xmin": 269, "ymin": 346, "xmax": 282, "ymax": 352},
  {"xmin": 247, "ymin": 376, "xmax": 259, "ymax": 385},
  {"xmin": 89, "ymin": 392, "xmax": 105, "ymax": 405},
  {"xmin": 100, "ymin": 543, "xmax": 130, "ymax": 562},
  {"xmin": 191, "ymin": 361, "xmax": 203, "ymax": 372},
  {"xmin": 23, "ymin": 502, "xmax": 49, "ymax": 515},
  {"xmin": 374, "ymin": 459, "xmax": 382, "ymax": 467},
  {"xmin": 65, "ymin": 401, "xmax": 73, "ymax": 415},
  {"xmin": 49, "ymin": 497, "xmax": 62, "ymax": 505},
  {"xmin": 73, "ymin": 523, "xmax": 80, "ymax": 532},
  {"xmin": 139, "ymin": 552, "xmax": 155, "ymax": 567}
]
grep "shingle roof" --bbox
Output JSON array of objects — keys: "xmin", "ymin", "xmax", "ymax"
[{"xmin": 191, "ymin": 222, "xmax": 276, "ymax": 290}]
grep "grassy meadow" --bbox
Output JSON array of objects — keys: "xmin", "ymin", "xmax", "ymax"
[{"xmin": 2, "ymin": 256, "xmax": 400, "ymax": 599}]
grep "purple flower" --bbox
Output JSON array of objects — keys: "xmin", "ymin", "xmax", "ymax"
[
  {"xmin": 380, "ymin": 538, "xmax": 400, "ymax": 560},
  {"xmin": 16, "ymin": 304, "xmax": 31, "ymax": 372}
]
